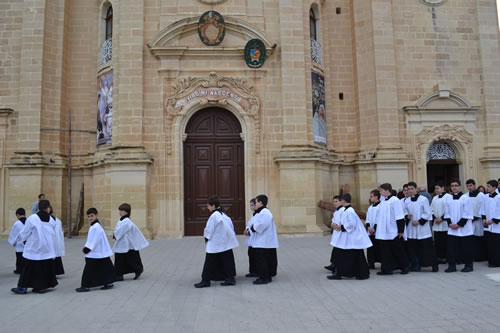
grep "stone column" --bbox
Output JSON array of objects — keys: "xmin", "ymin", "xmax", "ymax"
[{"xmin": 476, "ymin": 0, "xmax": 500, "ymax": 179}]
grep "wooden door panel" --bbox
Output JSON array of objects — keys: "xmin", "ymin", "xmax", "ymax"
[{"xmin": 184, "ymin": 108, "xmax": 244, "ymax": 236}]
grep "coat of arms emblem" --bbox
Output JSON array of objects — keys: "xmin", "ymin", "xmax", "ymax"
[
  {"xmin": 198, "ymin": 11, "xmax": 225, "ymax": 46},
  {"xmin": 244, "ymin": 39, "xmax": 267, "ymax": 68}
]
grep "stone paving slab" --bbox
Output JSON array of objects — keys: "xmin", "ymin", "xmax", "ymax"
[{"xmin": 1, "ymin": 235, "xmax": 500, "ymax": 333}]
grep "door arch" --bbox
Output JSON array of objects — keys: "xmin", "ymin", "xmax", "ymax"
[
  {"xmin": 183, "ymin": 107, "xmax": 245, "ymax": 236},
  {"xmin": 426, "ymin": 141, "xmax": 459, "ymax": 191}
]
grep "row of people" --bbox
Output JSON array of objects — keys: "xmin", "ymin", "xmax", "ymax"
[
  {"xmin": 326, "ymin": 178, "xmax": 500, "ymax": 279},
  {"xmin": 194, "ymin": 194, "xmax": 279, "ymax": 287},
  {"xmin": 9, "ymin": 201, "xmax": 149, "ymax": 294}
]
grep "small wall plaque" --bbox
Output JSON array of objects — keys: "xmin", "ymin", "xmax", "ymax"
[
  {"xmin": 198, "ymin": 11, "xmax": 226, "ymax": 46},
  {"xmin": 244, "ymin": 39, "xmax": 267, "ymax": 68}
]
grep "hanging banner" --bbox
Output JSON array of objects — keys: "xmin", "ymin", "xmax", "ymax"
[
  {"xmin": 97, "ymin": 71, "xmax": 113, "ymax": 145},
  {"xmin": 312, "ymin": 72, "xmax": 326, "ymax": 144}
]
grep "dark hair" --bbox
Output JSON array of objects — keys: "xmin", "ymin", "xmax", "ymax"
[
  {"xmin": 87, "ymin": 207, "xmax": 98, "ymax": 215},
  {"xmin": 49, "ymin": 206, "xmax": 53, "ymax": 215},
  {"xmin": 466, "ymin": 178, "xmax": 476, "ymax": 185},
  {"xmin": 249, "ymin": 198, "xmax": 256, "ymax": 204},
  {"xmin": 256, "ymin": 194, "xmax": 268, "ymax": 207},
  {"xmin": 450, "ymin": 178, "xmax": 461, "ymax": 186},
  {"xmin": 341, "ymin": 193, "xmax": 352, "ymax": 203},
  {"xmin": 407, "ymin": 181, "xmax": 417, "ymax": 188},
  {"xmin": 15, "ymin": 208, "xmax": 25, "ymax": 216},
  {"xmin": 38, "ymin": 193, "xmax": 45, "ymax": 199},
  {"xmin": 333, "ymin": 195, "xmax": 342, "ymax": 201},
  {"xmin": 380, "ymin": 183, "xmax": 392, "ymax": 192},
  {"xmin": 397, "ymin": 191, "xmax": 405, "ymax": 199},
  {"xmin": 391, "ymin": 189, "xmax": 397, "ymax": 196},
  {"xmin": 370, "ymin": 189, "xmax": 381, "ymax": 199},
  {"xmin": 434, "ymin": 182, "xmax": 445, "ymax": 189},
  {"xmin": 487, "ymin": 179, "xmax": 499, "ymax": 188},
  {"xmin": 207, "ymin": 196, "xmax": 220, "ymax": 207},
  {"xmin": 38, "ymin": 200, "xmax": 50, "ymax": 211},
  {"xmin": 402, "ymin": 183, "xmax": 409, "ymax": 189},
  {"xmin": 118, "ymin": 203, "xmax": 131, "ymax": 215}
]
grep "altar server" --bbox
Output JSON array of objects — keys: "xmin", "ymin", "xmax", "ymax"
[
  {"xmin": 50, "ymin": 207, "xmax": 65, "ymax": 276},
  {"xmin": 325, "ymin": 195, "xmax": 344, "ymax": 273},
  {"xmin": 195, "ymin": 196, "xmax": 239, "ymax": 288},
  {"xmin": 76, "ymin": 208, "xmax": 115, "ymax": 292},
  {"xmin": 250, "ymin": 194, "xmax": 279, "ymax": 285},
  {"xmin": 465, "ymin": 179, "xmax": 486, "ymax": 261},
  {"xmin": 8, "ymin": 208, "xmax": 26, "ymax": 274},
  {"xmin": 404, "ymin": 182, "xmax": 438, "ymax": 272},
  {"xmin": 365, "ymin": 190, "xmax": 381, "ymax": 269},
  {"xmin": 244, "ymin": 198, "xmax": 258, "ymax": 278},
  {"xmin": 113, "ymin": 203, "xmax": 149, "ymax": 281},
  {"xmin": 329, "ymin": 193, "xmax": 372, "ymax": 280},
  {"xmin": 375, "ymin": 183, "xmax": 410, "ymax": 275},
  {"xmin": 431, "ymin": 183, "xmax": 451, "ymax": 263},
  {"xmin": 444, "ymin": 179, "xmax": 474, "ymax": 273},
  {"xmin": 11, "ymin": 200, "xmax": 58, "ymax": 294},
  {"xmin": 481, "ymin": 180, "xmax": 500, "ymax": 267}
]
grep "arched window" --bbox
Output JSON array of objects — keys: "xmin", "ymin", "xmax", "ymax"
[
  {"xmin": 309, "ymin": 9, "xmax": 317, "ymax": 41},
  {"xmin": 427, "ymin": 141, "xmax": 457, "ymax": 161},
  {"xmin": 105, "ymin": 6, "xmax": 113, "ymax": 40}
]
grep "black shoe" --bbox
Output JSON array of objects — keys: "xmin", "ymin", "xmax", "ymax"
[
  {"xmin": 326, "ymin": 274, "xmax": 341, "ymax": 280},
  {"xmin": 432, "ymin": 265, "xmax": 439, "ymax": 272},
  {"xmin": 245, "ymin": 273, "xmax": 258, "ymax": 278},
  {"xmin": 33, "ymin": 289, "xmax": 48, "ymax": 294},
  {"xmin": 445, "ymin": 266, "xmax": 457, "ymax": 273},
  {"xmin": 253, "ymin": 278, "xmax": 269, "ymax": 285},
  {"xmin": 220, "ymin": 280, "xmax": 236, "ymax": 286},
  {"xmin": 324, "ymin": 265, "xmax": 335, "ymax": 272},
  {"xmin": 194, "ymin": 280, "xmax": 211, "ymax": 288},
  {"xmin": 134, "ymin": 270, "xmax": 143, "ymax": 280},
  {"xmin": 13, "ymin": 270, "xmax": 21, "ymax": 274},
  {"xmin": 400, "ymin": 266, "xmax": 410, "ymax": 275},
  {"xmin": 11, "ymin": 287, "xmax": 27, "ymax": 294},
  {"xmin": 376, "ymin": 271, "xmax": 393, "ymax": 276},
  {"xmin": 115, "ymin": 275, "xmax": 124, "ymax": 281},
  {"xmin": 75, "ymin": 287, "xmax": 90, "ymax": 292},
  {"xmin": 101, "ymin": 284, "xmax": 114, "ymax": 290},
  {"xmin": 461, "ymin": 266, "xmax": 473, "ymax": 273}
]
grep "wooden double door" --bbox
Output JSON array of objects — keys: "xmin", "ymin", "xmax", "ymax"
[{"xmin": 183, "ymin": 108, "xmax": 245, "ymax": 236}]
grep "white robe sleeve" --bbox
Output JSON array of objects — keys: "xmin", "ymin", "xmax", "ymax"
[
  {"xmin": 114, "ymin": 220, "xmax": 132, "ymax": 240},
  {"xmin": 85, "ymin": 226, "xmax": 99, "ymax": 250},
  {"xmin": 393, "ymin": 199, "xmax": 405, "ymax": 221},
  {"xmin": 20, "ymin": 217, "xmax": 34, "ymax": 243},
  {"xmin": 342, "ymin": 211, "xmax": 357, "ymax": 233},
  {"xmin": 461, "ymin": 197, "xmax": 474, "ymax": 220},
  {"xmin": 422, "ymin": 199, "xmax": 432, "ymax": 221},
  {"xmin": 252, "ymin": 212, "xmax": 271, "ymax": 234},
  {"xmin": 8, "ymin": 222, "xmax": 23, "ymax": 247},
  {"xmin": 204, "ymin": 213, "xmax": 221, "ymax": 240}
]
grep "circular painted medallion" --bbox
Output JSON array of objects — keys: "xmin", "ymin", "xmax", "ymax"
[
  {"xmin": 419, "ymin": 0, "xmax": 447, "ymax": 6},
  {"xmin": 198, "ymin": 11, "xmax": 226, "ymax": 46},
  {"xmin": 244, "ymin": 39, "xmax": 267, "ymax": 68}
]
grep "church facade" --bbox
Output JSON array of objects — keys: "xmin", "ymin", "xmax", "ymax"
[{"xmin": 1, "ymin": 0, "xmax": 499, "ymax": 238}]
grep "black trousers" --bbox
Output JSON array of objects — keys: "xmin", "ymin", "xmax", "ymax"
[
  {"xmin": 201, "ymin": 249, "xmax": 236, "ymax": 282},
  {"xmin": 487, "ymin": 232, "xmax": 500, "ymax": 267},
  {"xmin": 379, "ymin": 237, "xmax": 409, "ymax": 273},
  {"xmin": 434, "ymin": 231, "xmax": 447, "ymax": 260},
  {"xmin": 254, "ymin": 248, "xmax": 278, "ymax": 281},
  {"xmin": 366, "ymin": 235, "xmax": 380, "ymax": 266},
  {"xmin": 447, "ymin": 235, "xmax": 473, "ymax": 266},
  {"xmin": 407, "ymin": 237, "xmax": 437, "ymax": 268},
  {"xmin": 15, "ymin": 252, "xmax": 25, "ymax": 273},
  {"xmin": 333, "ymin": 248, "xmax": 370, "ymax": 279},
  {"xmin": 81, "ymin": 257, "xmax": 116, "ymax": 288},
  {"xmin": 18, "ymin": 258, "xmax": 58, "ymax": 290},
  {"xmin": 248, "ymin": 247, "xmax": 257, "ymax": 274},
  {"xmin": 115, "ymin": 250, "xmax": 143, "ymax": 276}
]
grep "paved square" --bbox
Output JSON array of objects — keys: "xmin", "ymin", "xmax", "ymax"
[{"xmin": 1, "ymin": 235, "xmax": 500, "ymax": 332}]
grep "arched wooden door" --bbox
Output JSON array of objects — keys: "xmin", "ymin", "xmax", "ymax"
[{"xmin": 183, "ymin": 108, "xmax": 245, "ymax": 236}]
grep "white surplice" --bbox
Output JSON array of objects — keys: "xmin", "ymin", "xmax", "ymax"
[
  {"xmin": 204, "ymin": 210, "xmax": 239, "ymax": 254},
  {"xmin": 113, "ymin": 217, "xmax": 149, "ymax": 253}
]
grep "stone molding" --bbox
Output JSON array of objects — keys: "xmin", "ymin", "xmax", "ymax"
[
  {"xmin": 164, "ymin": 72, "xmax": 261, "ymax": 154},
  {"xmin": 147, "ymin": 16, "xmax": 276, "ymax": 59},
  {"xmin": 199, "ymin": 0, "xmax": 226, "ymax": 4},
  {"xmin": 415, "ymin": 124, "xmax": 473, "ymax": 170}
]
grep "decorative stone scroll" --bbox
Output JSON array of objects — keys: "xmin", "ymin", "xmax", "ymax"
[
  {"xmin": 165, "ymin": 72, "xmax": 261, "ymax": 154},
  {"xmin": 415, "ymin": 124, "xmax": 473, "ymax": 169}
]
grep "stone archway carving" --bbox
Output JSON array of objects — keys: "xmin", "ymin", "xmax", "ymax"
[
  {"xmin": 415, "ymin": 124, "xmax": 473, "ymax": 170},
  {"xmin": 164, "ymin": 72, "xmax": 261, "ymax": 154}
]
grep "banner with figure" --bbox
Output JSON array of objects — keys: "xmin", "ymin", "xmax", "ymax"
[
  {"xmin": 97, "ymin": 71, "xmax": 113, "ymax": 145},
  {"xmin": 312, "ymin": 72, "xmax": 326, "ymax": 144}
]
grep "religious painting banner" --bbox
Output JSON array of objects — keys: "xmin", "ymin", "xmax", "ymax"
[
  {"xmin": 312, "ymin": 72, "xmax": 326, "ymax": 144},
  {"xmin": 97, "ymin": 71, "xmax": 113, "ymax": 146}
]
